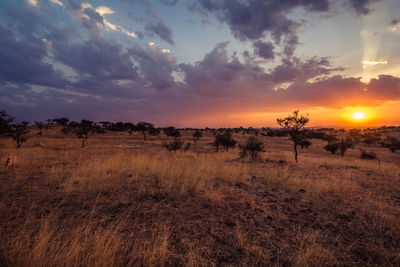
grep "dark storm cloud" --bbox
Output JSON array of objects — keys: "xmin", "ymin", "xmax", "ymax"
[
  {"xmin": 52, "ymin": 36, "xmax": 138, "ymax": 82},
  {"xmin": 253, "ymin": 41, "xmax": 274, "ymax": 60},
  {"xmin": 269, "ymin": 57, "xmax": 341, "ymax": 83},
  {"xmin": 0, "ymin": 22, "xmax": 67, "ymax": 88},
  {"xmin": 190, "ymin": 0, "xmax": 330, "ymax": 41},
  {"xmin": 179, "ymin": 42, "xmax": 271, "ymax": 96},
  {"xmin": 348, "ymin": 0, "xmax": 377, "ymax": 15}
]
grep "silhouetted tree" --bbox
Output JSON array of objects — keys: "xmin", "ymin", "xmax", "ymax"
[
  {"xmin": 324, "ymin": 142, "xmax": 340, "ymax": 154},
  {"xmin": 277, "ymin": 111, "xmax": 310, "ymax": 162},
  {"xmin": 63, "ymin": 120, "xmax": 102, "ymax": 148},
  {"xmin": 380, "ymin": 137, "xmax": 400, "ymax": 153},
  {"xmin": 34, "ymin": 121, "xmax": 44, "ymax": 137},
  {"xmin": 45, "ymin": 119, "xmax": 53, "ymax": 129},
  {"xmin": 53, "ymin": 117, "xmax": 69, "ymax": 126},
  {"xmin": 239, "ymin": 136, "xmax": 265, "ymax": 160},
  {"xmin": 136, "ymin": 122, "xmax": 154, "ymax": 140},
  {"xmin": 8, "ymin": 121, "xmax": 30, "ymax": 148},
  {"xmin": 0, "ymin": 110, "xmax": 14, "ymax": 134},
  {"xmin": 339, "ymin": 137, "xmax": 354, "ymax": 157},
  {"xmin": 214, "ymin": 132, "xmax": 237, "ymax": 151},
  {"xmin": 149, "ymin": 127, "xmax": 161, "ymax": 138},
  {"xmin": 193, "ymin": 130, "xmax": 202, "ymax": 146},
  {"xmin": 164, "ymin": 126, "xmax": 181, "ymax": 139}
]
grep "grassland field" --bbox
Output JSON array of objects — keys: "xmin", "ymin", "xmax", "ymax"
[{"xmin": 0, "ymin": 126, "xmax": 400, "ymax": 266}]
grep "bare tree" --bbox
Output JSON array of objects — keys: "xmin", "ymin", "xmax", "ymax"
[{"xmin": 277, "ymin": 111, "xmax": 311, "ymax": 162}]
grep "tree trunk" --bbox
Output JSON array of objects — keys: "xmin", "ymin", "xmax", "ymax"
[
  {"xmin": 81, "ymin": 138, "xmax": 87, "ymax": 148},
  {"xmin": 294, "ymin": 143, "xmax": 298, "ymax": 163},
  {"xmin": 16, "ymin": 135, "xmax": 21, "ymax": 149},
  {"xmin": 142, "ymin": 131, "xmax": 146, "ymax": 141}
]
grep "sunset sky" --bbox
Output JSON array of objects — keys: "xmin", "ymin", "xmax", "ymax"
[{"xmin": 1, "ymin": 0, "xmax": 399, "ymax": 127}]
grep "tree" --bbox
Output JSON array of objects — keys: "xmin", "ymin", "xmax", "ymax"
[
  {"xmin": 339, "ymin": 137, "xmax": 354, "ymax": 157},
  {"xmin": 193, "ymin": 130, "xmax": 203, "ymax": 147},
  {"xmin": 136, "ymin": 122, "xmax": 154, "ymax": 140},
  {"xmin": 149, "ymin": 127, "xmax": 161, "ymax": 138},
  {"xmin": 277, "ymin": 111, "xmax": 311, "ymax": 162},
  {"xmin": 34, "ymin": 121, "xmax": 44, "ymax": 137},
  {"xmin": 53, "ymin": 117, "xmax": 69, "ymax": 126},
  {"xmin": 8, "ymin": 121, "xmax": 30, "ymax": 148},
  {"xmin": 380, "ymin": 137, "xmax": 400, "ymax": 153},
  {"xmin": 324, "ymin": 142, "xmax": 340, "ymax": 154},
  {"xmin": 213, "ymin": 132, "xmax": 237, "ymax": 151},
  {"xmin": 239, "ymin": 136, "xmax": 265, "ymax": 160},
  {"xmin": 62, "ymin": 120, "xmax": 102, "ymax": 148},
  {"xmin": 164, "ymin": 126, "xmax": 181, "ymax": 139},
  {"xmin": 0, "ymin": 110, "xmax": 14, "ymax": 134}
]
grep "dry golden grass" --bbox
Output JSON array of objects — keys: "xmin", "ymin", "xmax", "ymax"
[{"xmin": 0, "ymin": 127, "xmax": 400, "ymax": 266}]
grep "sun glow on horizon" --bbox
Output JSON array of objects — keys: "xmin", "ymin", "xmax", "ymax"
[
  {"xmin": 341, "ymin": 107, "xmax": 376, "ymax": 125},
  {"xmin": 352, "ymin": 111, "xmax": 366, "ymax": 121}
]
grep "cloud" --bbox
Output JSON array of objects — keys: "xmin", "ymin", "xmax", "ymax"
[
  {"xmin": 391, "ymin": 17, "xmax": 400, "ymax": 26},
  {"xmin": 253, "ymin": 41, "xmax": 274, "ymax": 60},
  {"xmin": 95, "ymin": 6, "xmax": 114, "ymax": 16},
  {"xmin": 129, "ymin": 42, "xmax": 177, "ymax": 89},
  {"xmin": 348, "ymin": 0, "xmax": 377, "ymax": 15},
  {"xmin": 145, "ymin": 11, "xmax": 174, "ymax": 44},
  {"xmin": 362, "ymin": 60, "xmax": 388, "ymax": 68},
  {"xmin": 52, "ymin": 36, "xmax": 138, "ymax": 82},
  {"xmin": 27, "ymin": 0, "xmax": 38, "ymax": 6},
  {"xmin": 159, "ymin": 0, "xmax": 178, "ymax": 6},
  {"xmin": 49, "ymin": 0, "xmax": 63, "ymax": 6}
]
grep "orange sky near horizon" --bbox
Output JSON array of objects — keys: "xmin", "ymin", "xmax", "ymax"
[{"xmin": 176, "ymin": 100, "xmax": 400, "ymax": 128}]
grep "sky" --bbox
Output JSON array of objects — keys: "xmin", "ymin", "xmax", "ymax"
[{"xmin": 0, "ymin": 0, "xmax": 399, "ymax": 127}]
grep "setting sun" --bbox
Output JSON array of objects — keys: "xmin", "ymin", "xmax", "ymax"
[{"xmin": 352, "ymin": 111, "xmax": 366, "ymax": 121}]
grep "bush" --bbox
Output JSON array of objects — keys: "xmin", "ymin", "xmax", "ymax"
[
  {"xmin": 360, "ymin": 149, "xmax": 377, "ymax": 160},
  {"xmin": 213, "ymin": 132, "xmax": 237, "ymax": 151},
  {"xmin": 164, "ymin": 139, "xmax": 183, "ymax": 152},
  {"xmin": 239, "ymin": 136, "xmax": 265, "ymax": 160},
  {"xmin": 324, "ymin": 142, "xmax": 340, "ymax": 154}
]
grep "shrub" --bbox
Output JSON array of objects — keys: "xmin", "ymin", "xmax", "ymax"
[
  {"xmin": 164, "ymin": 139, "xmax": 183, "ymax": 152},
  {"xmin": 324, "ymin": 142, "xmax": 340, "ymax": 154},
  {"xmin": 213, "ymin": 132, "xmax": 237, "ymax": 151},
  {"xmin": 360, "ymin": 149, "xmax": 377, "ymax": 160},
  {"xmin": 239, "ymin": 136, "xmax": 266, "ymax": 160}
]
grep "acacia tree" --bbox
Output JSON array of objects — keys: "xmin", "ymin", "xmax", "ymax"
[
  {"xmin": 277, "ymin": 111, "xmax": 311, "ymax": 162},
  {"xmin": 136, "ymin": 122, "xmax": 154, "ymax": 141},
  {"xmin": 8, "ymin": 121, "xmax": 30, "ymax": 148},
  {"xmin": 164, "ymin": 126, "xmax": 181, "ymax": 139},
  {"xmin": 339, "ymin": 137, "xmax": 354, "ymax": 157},
  {"xmin": 213, "ymin": 132, "xmax": 236, "ymax": 152},
  {"xmin": 193, "ymin": 130, "xmax": 203, "ymax": 147},
  {"xmin": 53, "ymin": 117, "xmax": 69, "ymax": 126},
  {"xmin": 63, "ymin": 120, "xmax": 102, "ymax": 148},
  {"xmin": 34, "ymin": 121, "xmax": 44, "ymax": 137}
]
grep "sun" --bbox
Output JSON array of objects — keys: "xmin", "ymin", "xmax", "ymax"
[
  {"xmin": 342, "ymin": 107, "xmax": 375, "ymax": 125},
  {"xmin": 352, "ymin": 111, "xmax": 366, "ymax": 121}
]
